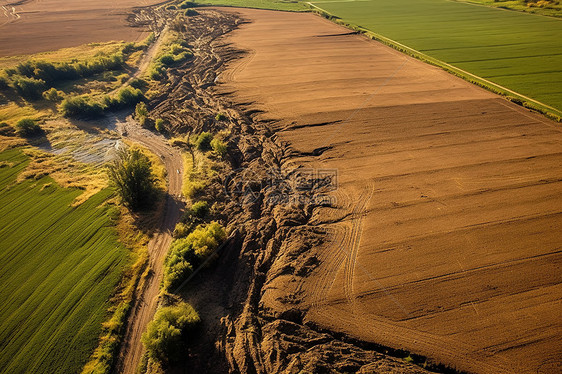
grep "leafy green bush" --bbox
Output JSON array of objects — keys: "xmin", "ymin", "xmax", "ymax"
[
  {"xmin": 129, "ymin": 78, "xmax": 147, "ymax": 89},
  {"xmin": 42, "ymin": 87, "xmax": 64, "ymax": 102},
  {"xmin": 15, "ymin": 118, "xmax": 42, "ymax": 137},
  {"xmin": 159, "ymin": 54, "xmax": 176, "ymax": 67},
  {"xmin": 11, "ymin": 75, "xmax": 46, "ymax": 100},
  {"xmin": 107, "ymin": 149, "xmax": 158, "ymax": 211},
  {"xmin": 104, "ymin": 86, "xmax": 144, "ymax": 110},
  {"xmin": 155, "ymin": 118, "xmax": 165, "ymax": 132},
  {"xmin": 186, "ymin": 222, "xmax": 226, "ymax": 258},
  {"xmin": 195, "ymin": 132, "xmax": 213, "ymax": 152},
  {"xmin": 141, "ymin": 302, "xmax": 200, "ymax": 364},
  {"xmin": 135, "ymin": 102, "xmax": 151, "ymax": 128},
  {"xmin": 190, "ymin": 201, "xmax": 209, "ymax": 219},
  {"xmin": 210, "ymin": 138, "xmax": 227, "ymax": 156},
  {"xmin": 60, "ymin": 96, "xmax": 104, "ymax": 118}
]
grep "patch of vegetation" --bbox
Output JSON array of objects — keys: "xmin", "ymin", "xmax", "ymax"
[
  {"xmin": 155, "ymin": 118, "xmax": 166, "ymax": 133},
  {"xmin": 185, "ymin": 8, "xmax": 199, "ymax": 16},
  {"xmin": 141, "ymin": 302, "xmax": 200, "ymax": 365},
  {"xmin": 164, "ymin": 222, "xmax": 226, "ymax": 290},
  {"xmin": 0, "ymin": 149, "xmax": 128, "ymax": 374},
  {"xmin": 10, "ymin": 75, "xmax": 46, "ymax": 100},
  {"xmin": 192, "ymin": 0, "xmax": 309, "ymax": 11},
  {"xmin": 107, "ymin": 148, "xmax": 158, "ymax": 211},
  {"xmin": 210, "ymin": 137, "xmax": 227, "ymax": 156},
  {"xmin": 215, "ymin": 112, "xmax": 226, "ymax": 121},
  {"xmin": 15, "ymin": 118, "xmax": 42, "ymax": 137},
  {"xmin": 60, "ymin": 95, "xmax": 105, "ymax": 119},
  {"xmin": 147, "ymin": 30, "xmax": 194, "ymax": 81},
  {"xmin": 195, "ymin": 132, "xmax": 213, "ymax": 151},
  {"xmin": 135, "ymin": 102, "xmax": 151, "ymax": 128},
  {"xmin": 42, "ymin": 87, "xmax": 64, "ymax": 102},
  {"xmin": 103, "ymin": 86, "xmax": 144, "ymax": 111}
]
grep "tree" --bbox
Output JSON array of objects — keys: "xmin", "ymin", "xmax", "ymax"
[{"xmin": 107, "ymin": 148, "xmax": 157, "ymax": 211}]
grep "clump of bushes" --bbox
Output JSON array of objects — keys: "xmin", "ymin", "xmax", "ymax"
[
  {"xmin": 15, "ymin": 118, "xmax": 42, "ymax": 137},
  {"xmin": 42, "ymin": 87, "xmax": 64, "ymax": 102},
  {"xmin": 165, "ymin": 221, "xmax": 226, "ymax": 290},
  {"xmin": 141, "ymin": 302, "xmax": 200, "ymax": 364},
  {"xmin": 184, "ymin": 9, "xmax": 198, "ymax": 16},
  {"xmin": 135, "ymin": 102, "xmax": 150, "ymax": 128},
  {"xmin": 149, "ymin": 42, "xmax": 193, "ymax": 80},
  {"xmin": 215, "ymin": 112, "xmax": 226, "ymax": 121},
  {"xmin": 129, "ymin": 78, "xmax": 147, "ymax": 89},
  {"xmin": 104, "ymin": 86, "xmax": 144, "ymax": 110},
  {"xmin": 60, "ymin": 95, "xmax": 105, "ymax": 118},
  {"xmin": 155, "ymin": 118, "xmax": 166, "ymax": 132},
  {"xmin": 195, "ymin": 132, "xmax": 213, "ymax": 151},
  {"xmin": 11, "ymin": 75, "xmax": 46, "ymax": 100},
  {"xmin": 210, "ymin": 138, "xmax": 227, "ymax": 156}
]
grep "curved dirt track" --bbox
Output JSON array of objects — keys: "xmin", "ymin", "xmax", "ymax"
[
  {"xmin": 215, "ymin": 8, "xmax": 562, "ymax": 374},
  {"xmin": 116, "ymin": 117, "xmax": 184, "ymax": 374}
]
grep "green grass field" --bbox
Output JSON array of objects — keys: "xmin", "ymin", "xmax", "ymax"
[
  {"xmin": 194, "ymin": 0, "xmax": 308, "ymax": 11},
  {"xmin": 0, "ymin": 149, "xmax": 128, "ymax": 374},
  {"xmin": 309, "ymin": 0, "xmax": 562, "ymax": 113}
]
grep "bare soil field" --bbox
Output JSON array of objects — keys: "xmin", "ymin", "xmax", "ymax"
[
  {"xmin": 0, "ymin": 0, "xmax": 160, "ymax": 56},
  {"xmin": 215, "ymin": 8, "xmax": 562, "ymax": 374}
]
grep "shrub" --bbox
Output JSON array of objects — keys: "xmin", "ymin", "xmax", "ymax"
[
  {"xmin": 195, "ymin": 132, "xmax": 213, "ymax": 152},
  {"xmin": 135, "ymin": 102, "xmax": 151, "ymax": 128},
  {"xmin": 185, "ymin": 222, "xmax": 226, "ymax": 258},
  {"xmin": 15, "ymin": 118, "xmax": 42, "ymax": 137},
  {"xmin": 107, "ymin": 148, "xmax": 158, "ymax": 211},
  {"xmin": 210, "ymin": 138, "xmax": 227, "ymax": 156},
  {"xmin": 104, "ymin": 86, "xmax": 144, "ymax": 110},
  {"xmin": 215, "ymin": 113, "xmax": 226, "ymax": 121},
  {"xmin": 149, "ymin": 63, "xmax": 166, "ymax": 80},
  {"xmin": 42, "ymin": 87, "xmax": 64, "ymax": 102},
  {"xmin": 60, "ymin": 96, "xmax": 105, "ymax": 118},
  {"xmin": 164, "ymin": 238, "xmax": 196, "ymax": 289},
  {"xmin": 11, "ymin": 75, "xmax": 46, "ymax": 100},
  {"xmin": 185, "ymin": 9, "xmax": 198, "ymax": 16},
  {"xmin": 155, "ymin": 118, "xmax": 165, "ymax": 132},
  {"xmin": 190, "ymin": 200, "xmax": 209, "ymax": 219},
  {"xmin": 0, "ymin": 73, "xmax": 9, "ymax": 90},
  {"xmin": 159, "ymin": 54, "xmax": 175, "ymax": 67},
  {"xmin": 141, "ymin": 302, "xmax": 200, "ymax": 364},
  {"xmin": 129, "ymin": 78, "xmax": 147, "ymax": 89},
  {"xmin": 166, "ymin": 4, "xmax": 177, "ymax": 10}
]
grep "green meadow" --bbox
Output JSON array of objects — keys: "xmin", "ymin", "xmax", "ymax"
[
  {"xmin": 0, "ymin": 149, "xmax": 128, "ymax": 374},
  {"xmin": 310, "ymin": 0, "xmax": 562, "ymax": 112},
  {"xmin": 193, "ymin": 0, "xmax": 308, "ymax": 11}
]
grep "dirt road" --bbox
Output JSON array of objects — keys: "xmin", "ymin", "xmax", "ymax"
[
  {"xmin": 115, "ymin": 117, "xmax": 184, "ymax": 374},
  {"xmin": 216, "ymin": 8, "xmax": 562, "ymax": 374}
]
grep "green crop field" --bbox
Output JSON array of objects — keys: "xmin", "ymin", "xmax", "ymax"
[
  {"xmin": 194, "ymin": 0, "xmax": 308, "ymax": 11},
  {"xmin": 0, "ymin": 149, "xmax": 128, "ymax": 374},
  {"xmin": 309, "ymin": 0, "xmax": 562, "ymax": 113}
]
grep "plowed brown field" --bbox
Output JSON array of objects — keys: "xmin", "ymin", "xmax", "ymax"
[
  {"xmin": 0, "ymin": 0, "xmax": 158, "ymax": 56},
  {"xmin": 216, "ymin": 8, "xmax": 562, "ymax": 374}
]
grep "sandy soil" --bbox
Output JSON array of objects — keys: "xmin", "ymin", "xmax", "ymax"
[
  {"xmin": 215, "ymin": 8, "xmax": 562, "ymax": 374},
  {"xmin": 0, "ymin": 0, "xmax": 161, "ymax": 56}
]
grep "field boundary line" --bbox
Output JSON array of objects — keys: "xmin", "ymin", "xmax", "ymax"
[{"xmin": 306, "ymin": 1, "xmax": 562, "ymax": 122}]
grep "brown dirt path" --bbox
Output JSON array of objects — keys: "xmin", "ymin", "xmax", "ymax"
[
  {"xmin": 115, "ymin": 116, "xmax": 184, "ymax": 374},
  {"xmin": 215, "ymin": 8, "xmax": 562, "ymax": 374}
]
